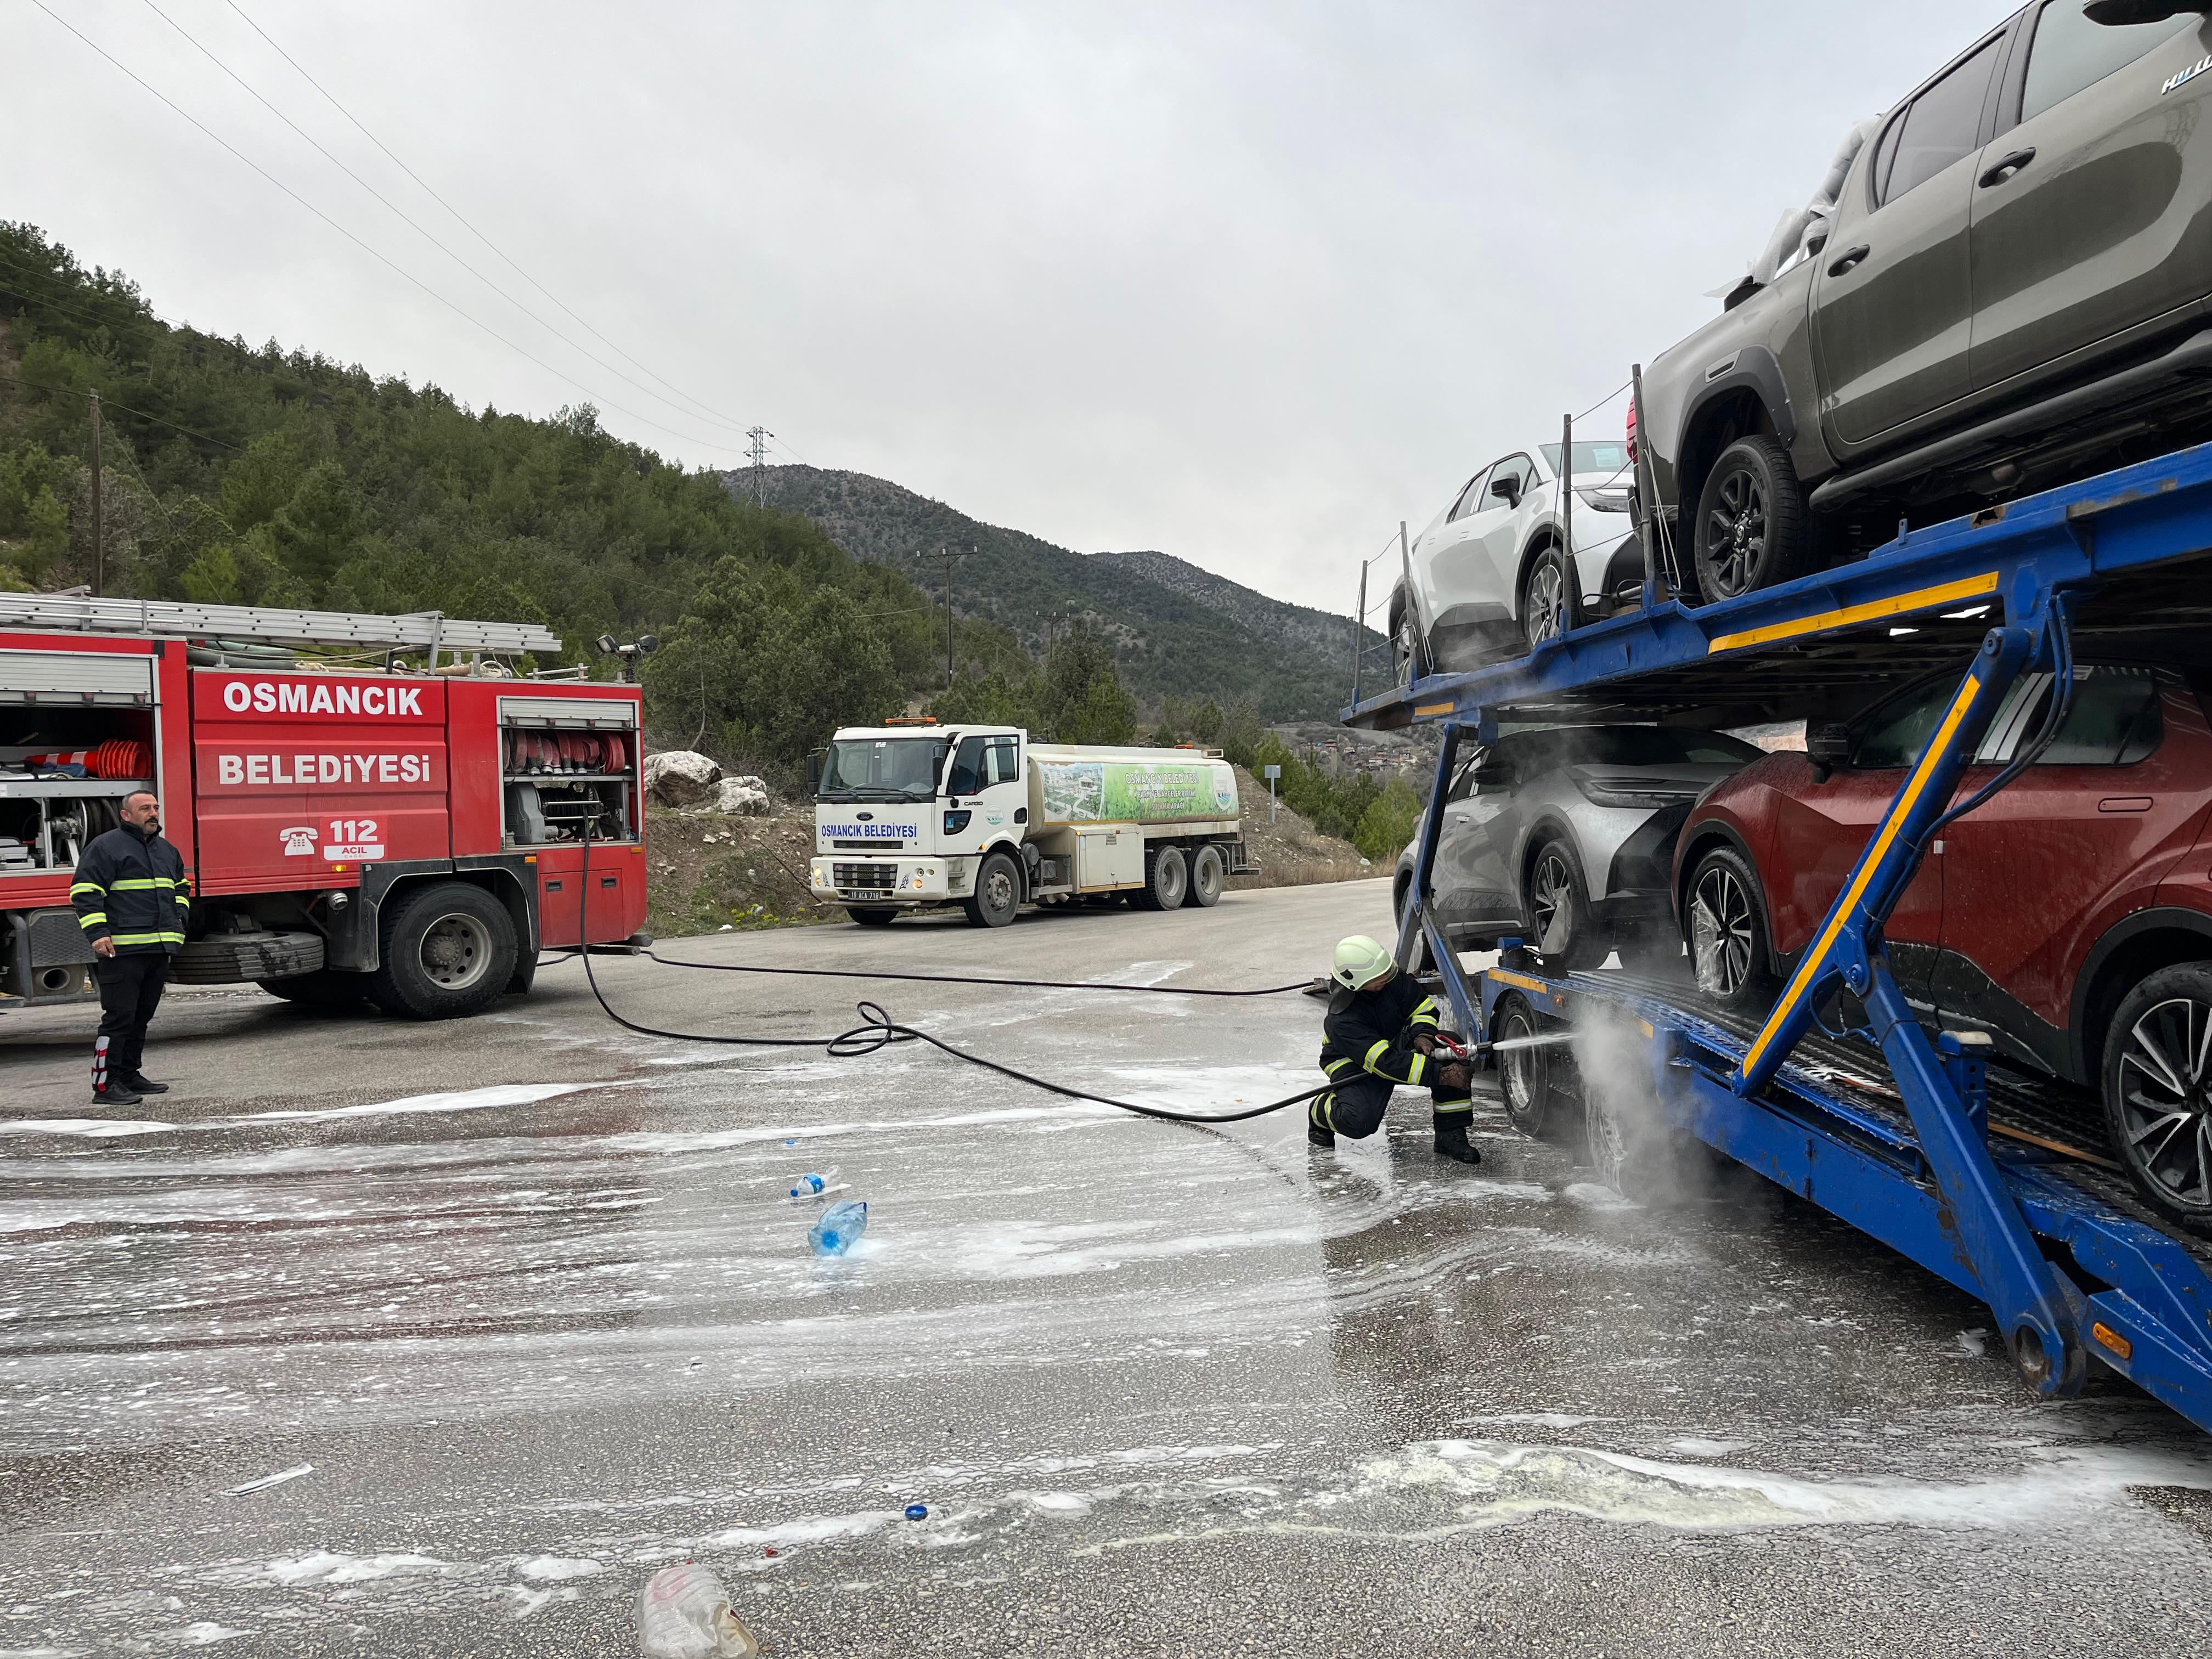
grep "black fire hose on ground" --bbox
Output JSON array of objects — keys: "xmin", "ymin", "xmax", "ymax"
[{"xmin": 563, "ymin": 820, "xmax": 1359, "ymax": 1127}]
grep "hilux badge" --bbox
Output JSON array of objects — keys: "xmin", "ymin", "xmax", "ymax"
[{"xmin": 2163, "ymin": 53, "xmax": 2211, "ymax": 95}]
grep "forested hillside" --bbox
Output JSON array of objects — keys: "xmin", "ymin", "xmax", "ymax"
[
  {"xmin": 0, "ymin": 223, "xmax": 1130, "ymax": 779},
  {"xmin": 722, "ymin": 464, "xmax": 1376, "ymax": 720}
]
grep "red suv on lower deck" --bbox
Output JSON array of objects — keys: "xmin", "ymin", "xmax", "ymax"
[{"xmin": 1673, "ymin": 660, "xmax": 2212, "ymax": 1224}]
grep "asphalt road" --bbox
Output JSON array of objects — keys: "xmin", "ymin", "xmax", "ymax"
[{"xmin": 3, "ymin": 881, "xmax": 2209, "ymax": 1656}]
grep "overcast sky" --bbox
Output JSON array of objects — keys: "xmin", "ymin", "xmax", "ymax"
[{"xmin": 7, "ymin": 0, "xmax": 2015, "ymax": 614}]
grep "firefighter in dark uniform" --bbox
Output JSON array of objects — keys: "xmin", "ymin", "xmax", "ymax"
[
  {"xmin": 1312, "ymin": 935, "xmax": 1480, "ymax": 1164},
  {"xmin": 71, "ymin": 788, "xmax": 189, "ymax": 1105}
]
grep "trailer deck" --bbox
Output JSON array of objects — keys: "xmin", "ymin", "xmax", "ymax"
[{"xmin": 1356, "ymin": 441, "xmax": 2212, "ymax": 1435}]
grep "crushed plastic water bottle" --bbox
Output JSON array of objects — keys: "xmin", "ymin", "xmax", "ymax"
[
  {"xmin": 786, "ymin": 1167, "xmax": 839, "ymax": 1200},
  {"xmin": 809, "ymin": 1200, "xmax": 868, "ymax": 1255},
  {"xmin": 636, "ymin": 1562, "xmax": 759, "ymax": 1657}
]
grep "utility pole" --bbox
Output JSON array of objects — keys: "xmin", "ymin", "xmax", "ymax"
[
  {"xmin": 88, "ymin": 391, "xmax": 104, "ymax": 597},
  {"xmin": 912, "ymin": 545, "xmax": 974, "ymax": 687},
  {"xmin": 745, "ymin": 426, "xmax": 772, "ymax": 507}
]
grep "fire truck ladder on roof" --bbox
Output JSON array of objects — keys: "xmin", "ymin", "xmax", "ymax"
[
  {"xmin": 0, "ymin": 591, "xmax": 563, "ymax": 656},
  {"xmin": 1348, "ymin": 440, "xmax": 2212, "ymax": 1434}
]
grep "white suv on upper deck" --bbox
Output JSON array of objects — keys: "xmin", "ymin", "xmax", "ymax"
[{"xmin": 1391, "ymin": 438, "xmax": 1643, "ymax": 681}]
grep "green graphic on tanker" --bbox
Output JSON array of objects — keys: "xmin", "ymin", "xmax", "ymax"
[{"xmin": 1036, "ymin": 759, "xmax": 1237, "ymax": 823}]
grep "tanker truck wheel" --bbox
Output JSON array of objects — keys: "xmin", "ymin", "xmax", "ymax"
[
  {"xmin": 369, "ymin": 881, "xmax": 518, "ymax": 1019},
  {"xmin": 1184, "ymin": 844, "xmax": 1224, "ymax": 908},
  {"xmin": 962, "ymin": 851, "xmax": 1023, "ymax": 928},
  {"xmin": 1134, "ymin": 845, "xmax": 1188, "ymax": 911}
]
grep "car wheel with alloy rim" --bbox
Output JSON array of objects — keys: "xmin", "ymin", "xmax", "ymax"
[
  {"xmin": 2102, "ymin": 963, "xmax": 2212, "ymax": 1224},
  {"xmin": 1520, "ymin": 544, "xmax": 1577, "ymax": 651},
  {"xmin": 1685, "ymin": 845, "xmax": 1773, "ymax": 1010},
  {"xmin": 1691, "ymin": 435, "xmax": 1809, "ymax": 602},
  {"xmin": 1524, "ymin": 838, "xmax": 1606, "ymax": 970}
]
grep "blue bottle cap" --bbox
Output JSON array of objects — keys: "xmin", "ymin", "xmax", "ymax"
[{"xmin": 904, "ymin": 1504, "xmax": 928, "ymax": 1521}]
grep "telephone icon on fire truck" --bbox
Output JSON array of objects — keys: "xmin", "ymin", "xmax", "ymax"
[{"xmin": 280, "ymin": 826, "xmax": 317, "ymax": 856}]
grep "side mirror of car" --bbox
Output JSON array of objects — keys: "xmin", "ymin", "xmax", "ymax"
[
  {"xmin": 1489, "ymin": 477, "xmax": 1521, "ymax": 507},
  {"xmin": 1806, "ymin": 722, "xmax": 1851, "ymax": 782}
]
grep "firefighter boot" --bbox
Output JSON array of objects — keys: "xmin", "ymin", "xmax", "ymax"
[
  {"xmin": 1307, "ymin": 1099, "xmax": 1335, "ymax": 1149},
  {"xmin": 93, "ymin": 1081, "xmax": 143, "ymax": 1107},
  {"xmin": 1433, "ymin": 1114, "xmax": 1481, "ymax": 1165}
]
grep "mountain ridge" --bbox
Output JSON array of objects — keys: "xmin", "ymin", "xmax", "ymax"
[{"xmin": 719, "ymin": 464, "xmax": 1378, "ymax": 720}]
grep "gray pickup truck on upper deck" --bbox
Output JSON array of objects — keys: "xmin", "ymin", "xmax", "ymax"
[{"xmin": 1635, "ymin": 2, "xmax": 2212, "ymax": 605}]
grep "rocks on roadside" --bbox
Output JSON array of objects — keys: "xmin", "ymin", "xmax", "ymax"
[
  {"xmin": 643, "ymin": 749, "xmax": 721, "ymax": 808},
  {"xmin": 713, "ymin": 775, "xmax": 772, "ymax": 816}
]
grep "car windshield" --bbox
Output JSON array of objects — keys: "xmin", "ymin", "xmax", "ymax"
[
  {"xmin": 1511, "ymin": 726, "xmax": 1762, "ymax": 768},
  {"xmin": 819, "ymin": 736, "xmax": 948, "ymax": 802},
  {"xmin": 1539, "ymin": 441, "xmax": 1633, "ymax": 482}
]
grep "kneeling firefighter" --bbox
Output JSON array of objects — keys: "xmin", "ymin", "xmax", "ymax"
[{"xmin": 1312, "ymin": 935, "xmax": 1479, "ymax": 1164}]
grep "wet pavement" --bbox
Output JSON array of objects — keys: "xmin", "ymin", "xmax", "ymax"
[{"xmin": 3, "ymin": 880, "xmax": 2209, "ymax": 1656}]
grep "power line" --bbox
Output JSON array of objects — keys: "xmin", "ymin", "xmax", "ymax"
[
  {"xmin": 220, "ymin": 0, "xmax": 759, "ymax": 438},
  {"xmin": 137, "ymin": 0, "xmax": 753, "ymax": 441},
  {"xmin": 29, "ymin": 1, "xmax": 753, "ymax": 458}
]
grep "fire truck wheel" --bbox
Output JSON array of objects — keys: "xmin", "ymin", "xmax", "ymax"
[
  {"xmin": 1183, "ymin": 845, "xmax": 1224, "ymax": 908},
  {"xmin": 258, "ymin": 968, "xmax": 371, "ymax": 1008},
  {"xmin": 961, "ymin": 851, "xmax": 1023, "ymax": 928},
  {"xmin": 369, "ymin": 882, "xmax": 518, "ymax": 1019},
  {"xmin": 1132, "ymin": 845, "xmax": 1188, "ymax": 912}
]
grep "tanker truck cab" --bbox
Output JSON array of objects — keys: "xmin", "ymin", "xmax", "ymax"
[{"xmin": 810, "ymin": 723, "xmax": 1252, "ymax": 928}]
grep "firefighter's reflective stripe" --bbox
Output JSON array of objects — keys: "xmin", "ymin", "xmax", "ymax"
[
  {"xmin": 110, "ymin": 877, "xmax": 180, "ymax": 891},
  {"xmin": 77, "ymin": 910, "xmax": 109, "ymax": 929},
  {"xmin": 1432, "ymin": 1096, "xmax": 1474, "ymax": 1115},
  {"xmin": 108, "ymin": 930, "xmax": 185, "ymax": 947},
  {"xmin": 1409, "ymin": 996, "xmax": 1441, "ymax": 1029},
  {"xmin": 1323, "ymin": 1056, "xmax": 1357, "ymax": 1076},
  {"xmin": 1360, "ymin": 1036, "xmax": 1424, "ymax": 1085},
  {"xmin": 71, "ymin": 881, "xmax": 104, "ymax": 898},
  {"xmin": 1312, "ymin": 1094, "xmax": 1338, "ymax": 1131}
]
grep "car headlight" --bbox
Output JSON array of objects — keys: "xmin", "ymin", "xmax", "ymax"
[{"xmin": 1575, "ymin": 775, "xmax": 1700, "ymax": 810}]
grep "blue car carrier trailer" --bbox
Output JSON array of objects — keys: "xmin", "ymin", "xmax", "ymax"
[{"xmin": 1346, "ymin": 442, "xmax": 2212, "ymax": 1435}]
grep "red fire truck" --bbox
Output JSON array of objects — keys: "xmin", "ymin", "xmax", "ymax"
[{"xmin": 1, "ymin": 594, "xmax": 647, "ymax": 1019}]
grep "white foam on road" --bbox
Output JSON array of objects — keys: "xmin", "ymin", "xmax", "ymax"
[
  {"xmin": 0, "ymin": 1118, "xmax": 177, "ymax": 1139},
  {"xmin": 256, "ymin": 1552, "xmax": 450, "ymax": 1587},
  {"xmin": 0, "ymin": 1083, "xmax": 613, "ymax": 1141}
]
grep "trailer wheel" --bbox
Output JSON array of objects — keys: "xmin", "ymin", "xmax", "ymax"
[
  {"xmin": 368, "ymin": 882, "xmax": 518, "ymax": 1019},
  {"xmin": 258, "ymin": 968, "xmax": 370, "ymax": 1009},
  {"xmin": 1523, "ymin": 839, "xmax": 1606, "ymax": 970},
  {"xmin": 1184, "ymin": 845, "xmax": 1224, "ymax": 908},
  {"xmin": 848, "ymin": 907, "xmax": 897, "ymax": 927},
  {"xmin": 1493, "ymin": 992, "xmax": 1553, "ymax": 1138},
  {"xmin": 1133, "ymin": 844, "xmax": 1188, "ymax": 911},
  {"xmin": 2101, "ymin": 963, "xmax": 2212, "ymax": 1224},
  {"xmin": 962, "ymin": 850, "xmax": 1023, "ymax": 928}
]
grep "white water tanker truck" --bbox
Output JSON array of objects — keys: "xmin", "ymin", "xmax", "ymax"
[{"xmin": 808, "ymin": 723, "xmax": 1255, "ymax": 927}]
